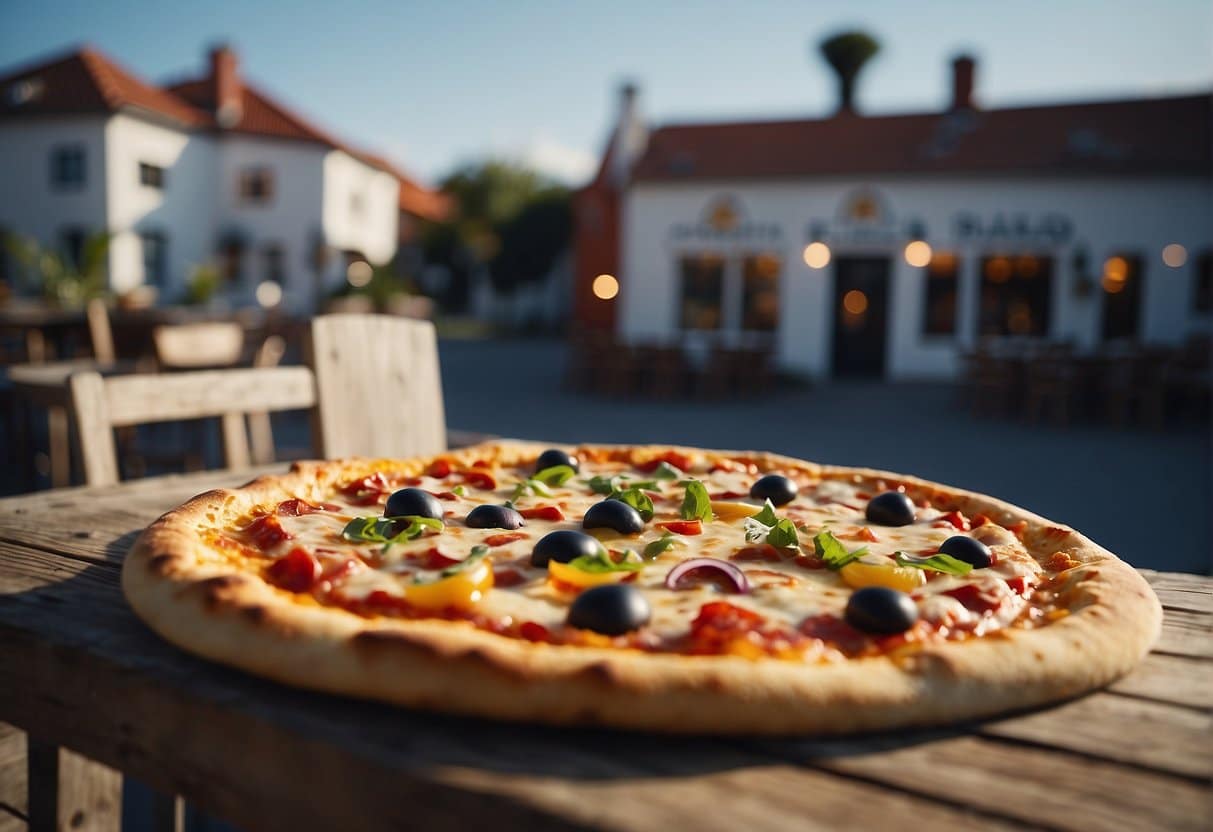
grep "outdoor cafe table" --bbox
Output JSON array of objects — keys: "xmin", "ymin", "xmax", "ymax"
[{"xmin": 0, "ymin": 467, "xmax": 1209, "ymax": 831}]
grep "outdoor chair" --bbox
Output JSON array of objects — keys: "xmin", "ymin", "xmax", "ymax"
[
  {"xmin": 68, "ymin": 366, "xmax": 317, "ymax": 486},
  {"xmin": 153, "ymin": 322, "xmax": 245, "ymax": 369}
]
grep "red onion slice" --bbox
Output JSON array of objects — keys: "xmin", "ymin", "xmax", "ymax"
[{"xmin": 665, "ymin": 558, "xmax": 751, "ymax": 594}]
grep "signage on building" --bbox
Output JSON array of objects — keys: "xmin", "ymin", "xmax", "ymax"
[
  {"xmin": 670, "ymin": 195, "xmax": 782, "ymax": 242},
  {"xmin": 806, "ymin": 187, "xmax": 911, "ymax": 245},
  {"xmin": 952, "ymin": 212, "xmax": 1074, "ymax": 246}
]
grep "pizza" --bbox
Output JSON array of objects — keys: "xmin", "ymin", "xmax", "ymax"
[{"xmin": 123, "ymin": 442, "xmax": 1161, "ymax": 734}]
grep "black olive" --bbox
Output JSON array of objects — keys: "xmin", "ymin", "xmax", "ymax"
[
  {"xmin": 749, "ymin": 474, "xmax": 798, "ymax": 506},
  {"xmin": 535, "ymin": 448, "xmax": 579, "ymax": 473},
  {"xmin": 582, "ymin": 500, "xmax": 645, "ymax": 534},
  {"xmin": 531, "ymin": 530, "xmax": 604, "ymax": 567},
  {"xmin": 567, "ymin": 584, "xmax": 651, "ymax": 635},
  {"xmin": 465, "ymin": 504, "xmax": 525, "ymax": 530},
  {"xmin": 844, "ymin": 587, "xmax": 919, "ymax": 634},
  {"xmin": 939, "ymin": 535, "xmax": 992, "ymax": 568},
  {"xmin": 384, "ymin": 488, "xmax": 443, "ymax": 520},
  {"xmin": 865, "ymin": 491, "xmax": 917, "ymax": 526}
]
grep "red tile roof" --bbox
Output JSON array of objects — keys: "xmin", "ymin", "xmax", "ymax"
[
  {"xmin": 0, "ymin": 45, "xmax": 446, "ymax": 215},
  {"xmin": 632, "ymin": 94, "xmax": 1212, "ymax": 181},
  {"xmin": 0, "ymin": 46, "xmax": 207, "ymax": 126}
]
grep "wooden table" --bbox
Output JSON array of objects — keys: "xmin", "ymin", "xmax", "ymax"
[{"xmin": 0, "ymin": 468, "xmax": 1209, "ymax": 832}]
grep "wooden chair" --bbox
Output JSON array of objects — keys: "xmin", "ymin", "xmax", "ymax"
[
  {"xmin": 152, "ymin": 322, "xmax": 244, "ymax": 369},
  {"xmin": 307, "ymin": 314, "xmax": 447, "ymax": 459},
  {"xmin": 249, "ymin": 335, "xmax": 288, "ymax": 464},
  {"xmin": 86, "ymin": 298, "xmax": 115, "ymax": 363},
  {"xmin": 68, "ymin": 366, "xmax": 316, "ymax": 485}
]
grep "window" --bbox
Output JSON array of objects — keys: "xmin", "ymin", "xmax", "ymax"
[
  {"xmin": 741, "ymin": 253, "xmax": 780, "ymax": 331},
  {"xmin": 219, "ymin": 240, "xmax": 246, "ymax": 283},
  {"xmin": 59, "ymin": 227, "xmax": 86, "ymax": 269},
  {"xmin": 678, "ymin": 254, "xmax": 725, "ymax": 330},
  {"xmin": 139, "ymin": 162, "xmax": 165, "ymax": 189},
  {"xmin": 238, "ymin": 168, "xmax": 274, "ymax": 204},
  {"xmin": 978, "ymin": 255, "xmax": 1053, "ymax": 336},
  {"xmin": 140, "ymin": 231, "xmax": 168, "ymax": 288},
  {"xmin": 1100, "ymin": 254, "xmax": 1143, "ymax": 340},
  {"xmin": 1195, "ymin": 251, "xmax": 1212, "ymax": 314},
  {"xmin": 922, "ymin": 252, "xmax": 960, "ymax": 336},
  {"xmin": 50, "ymin": 145, "xmax": 86, "ymax": 189},
  {"xmin": 263, "ymin": 244, "xmax": 285, "ymax": 284}
]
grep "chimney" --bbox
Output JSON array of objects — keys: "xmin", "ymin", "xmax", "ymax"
[
  {"xmin": 609, "ymin": 81, "xmax": 648, "ymax": 187},
  {"xmin": 950, "ymin": 55, "xmax": 976, "ymax": 111},
  {"xmin": 209, "ymin": 44, "xmax": 242, "ymax": 128}
]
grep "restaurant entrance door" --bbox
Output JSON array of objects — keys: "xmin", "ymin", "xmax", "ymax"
[{"xmin": 832, "ymin": 256, "xmax": 890, "ymax": 377}]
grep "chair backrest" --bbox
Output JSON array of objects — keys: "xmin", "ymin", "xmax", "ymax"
[
  {"xmin": 68, "ymin": 366, "xmax": 317, "ymax": 485},
  {"xmin": 153, "ymin": 322, "xmax": 244, "ymax": 368},
  {"xmin": 307, "ymin": 314, "xmax": 447, "ymax": 459},
  {"xmin": 86, "ymin": 298, "xmax": 115, "ymax": 363}
]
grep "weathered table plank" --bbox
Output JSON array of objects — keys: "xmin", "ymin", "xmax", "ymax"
[{"xmin": 1, "ymin": 470, "xmax": 1210, "ymax": 832}]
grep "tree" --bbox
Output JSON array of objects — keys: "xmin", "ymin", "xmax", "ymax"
[
  {"xmin": 818, "ymin": 31, "xmax": 881, "ymax": 114},
  {"xmin": 422, "ymin": 160, "xmax": 572, "ymax": 309},
  {"xmin": 4, "ymin": 230, "xmax": 109, "ymax": 307}
]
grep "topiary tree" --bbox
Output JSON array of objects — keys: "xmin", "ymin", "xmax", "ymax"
[{"xmin": 818, "ymin": 31, "xmax": 881, "ymax": 114}]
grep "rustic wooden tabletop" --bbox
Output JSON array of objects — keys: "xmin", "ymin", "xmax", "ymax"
[{"xmin": 0, "ymin": 467, "xmax": 1209, "ymax": 832}]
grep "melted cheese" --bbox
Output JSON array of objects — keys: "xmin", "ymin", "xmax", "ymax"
[{"xmin": 248, "ymin": 463, "xmax": 1044, "ymax": 647}]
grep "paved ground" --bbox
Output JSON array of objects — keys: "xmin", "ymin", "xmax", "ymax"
[{"xmin": 438, "ymin": 337, "xmax": 1211, "ymax": 574}]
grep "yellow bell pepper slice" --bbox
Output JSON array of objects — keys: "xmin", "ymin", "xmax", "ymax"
[
  {"xmin": 405, "ymin": 557, "xmax": 494, "ymax": 611},
  {"xmin": 709, "ymin": 500, "xmax": 763, "ymax": 521},
  {"xmin": 548, "ymin": 559, "xmax": 630, "ymax": 589},
  {"xmin": 840, "ymin": 561, "xmax": 926, "ymax": 592}
]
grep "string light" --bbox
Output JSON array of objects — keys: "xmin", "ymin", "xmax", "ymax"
[
  {"xmin": 904, "ymin": 240, "xmax": 932, "ymax": 268},
  {"xmin": 802, "ymin": 242, "xmax": 831, "ymax": 269},
  {"xmin": 1162, "ymin": 244, "xmax": 1188, "ymax": 268},
  {"xmin": 592, "ymin": 274, "xmax": 619, "ymax": 300}
]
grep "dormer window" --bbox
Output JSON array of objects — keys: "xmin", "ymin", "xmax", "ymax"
[{"xmin": 139, "ymin": 162, "xmax": 165, "ymax": 189}]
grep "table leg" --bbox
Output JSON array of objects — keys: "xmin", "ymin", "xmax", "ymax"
[
  {"xmin": 47, "ymin": 406, "xmax": 71, "ymax": 489},
  {"xmin": 27, "ymin": 739, "xmax": 121, "ymax": 832}
]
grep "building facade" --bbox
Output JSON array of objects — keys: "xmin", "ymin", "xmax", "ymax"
[
  {"xmin": 575, "ymin": 58, "xmax": 1212, "ymax": 379},
  {"xmin": 0, "ymin": 45, "xmax": 445, "ymax": 311}
]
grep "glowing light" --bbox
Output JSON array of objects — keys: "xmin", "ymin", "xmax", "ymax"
[
  {"xmin": 904, "ymin": 240, "xmax": 932, "ymax": 268},
  {"xmin": 985, "ymin": 257, "xmax": 1012, "ymax": 283},
  {"xmin": 1103, "ymin": 256, "xmax": 1128, "ymax": 282},
  {"xmin": 346, "ymin": 260, "xmax": 373, "ymax": 287},
  {"xmin": 255, "ymin": 280, "xmax": 282, "ymax": 308},
  {"xmin": 592, "ymin": 273, "xmax": 619, "ymax": 300},
  {"xmin": 803, "ymin": 242, "xmax": 831, "ymax": 269},
  {"xmin": 1162, "ymin": 243, "xmax": 1188, "ymax": 268},
  {"xmin": 842, "ymin": 289, "xmax": 869, "ymax": 315}
]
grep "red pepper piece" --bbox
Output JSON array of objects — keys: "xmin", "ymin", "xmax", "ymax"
[
  {"xmin": 519, "ymin": 621, "xmax": 552, "ymax": 642},
  {"xmin": 519, "ymin": 505, "xmax": 565, "ymax": 521},
  {"xmin": 427, "ymin": 459, "xmax": 452, "ymax": 479},
  {"xmin": 484, "ymin": 532, "xmax": 529, "ymax": 547},
  {"xmin": 731, "ymin": 544, "xmax": 783, "ymax": 562},
  {"xmin": 276, "ymin": 498, "xmax": 326, "ymax": 516},
  {"xmin": 493, "ymin": 567, "xmax": 529, "ymax": 587},
  {"xmin": 638, "ymin": 451, "xmax": 693, "ymax": 473},
  {"xmin": 267, "ymin": 547, "xmax": 320, "ymax": 592},
  {"xmin": 462, "ymin": 470, "xmax": 498, "ymax": 490},
  {"xmin": 247, "ymin": 515, "xmax": 292, "ymax": 549},
  {"xmin": 416, "ymin": 546, "xmax": 462, "ymax": 570},
  {"xmin": 942, "ymin": 584, "xmax": 1004, "ymax": 613},
  {"xmin": 935, "ymin": 510, "xmax": 971, "ymax": 531},
  {"xmin": 339, "ymin": 472, "xmax": 392, "ymax": 506},
  {"xmin": 657, "ymin": 519, "xmax": 702, "ymax": 535},
  {"xmin": 1005, "ymin": 576, "xmax": 1030, "ymax": 595}
]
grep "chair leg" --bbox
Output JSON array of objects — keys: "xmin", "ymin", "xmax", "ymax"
[{"xmin": 27, "ymin": 738, "xmax": 122, "ymax": 832}]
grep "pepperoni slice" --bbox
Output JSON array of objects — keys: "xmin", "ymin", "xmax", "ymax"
[{"xmin": 267, "ymin": 547, "xmax": 320, "ymax": 592}]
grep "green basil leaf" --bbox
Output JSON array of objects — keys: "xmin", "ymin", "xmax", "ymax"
[
  {"xmin": 609, "ymin": 486, "xmax": 655, "ymax": 521},
  {"xmin": 813, "ymin": 529, "xmax": 866, "ymax": 570},
  {"xmin": 894, "ymin": 551, "xmax": 974, "ymax": 576},
  {"xmin": 680, "ymin": 479, "xmax": 714, "ymax": 522},
  {"xmin": 651, "ymin": 461, "xmax": 683, "ymax": 480},
  {"xmin": 642, "ymin": 533, "xmax": 683, "ymax": 559},
  {"xmin": 750, "ymin": 499, "xmax": 780, "ymax": 527},
  {"xmin": 441, "ymin": 544, "xmax": 489, "ymax": 577},
  {"xmin": 341, "ymin": 516, "xmax": 394, "ymax": 543},
  {"xmin": 567, "ymin": 550, "xmax": 645, "ymax": 574},
  {"xmin": 510, "ymin": 477, "xmax": 554, "ymax": 503},
  {"xmin": 766, "ymin": 518, "xmax": 800, "ymax": 549},
  {"xmin": 533, "ymin": 464, "xmax": 576, "ymax": 486},
  {"xmin": 450, "ymin": 485, "xmax": 466, "ymax": 496}
]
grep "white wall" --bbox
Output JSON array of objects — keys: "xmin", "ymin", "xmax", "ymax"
[
  {"xmin": 322, "ymin": 149, "xmax": 399, "ymax": 270},
  {"xmin": 217, "ymin": 135, "xmax": 327, "ymax": 312},
  {"xmin": 621, "ymin": 176, "xmax": 1213, "ymax": 379},
  {"xmin": 0, "ymin": 117, "xmax": 109, "ymax": 281},
  {"xmin": 104, "ymin": 113, "xmax": 215, "ymax": 295}
]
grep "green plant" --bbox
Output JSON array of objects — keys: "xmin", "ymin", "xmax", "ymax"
[
  {"xmin": 183, "ymin": 263, "xmax": 222, "ymax": 305},
  {"xmin": 4, "ymin": 231, "xmax": 110, "ymax": 307}
]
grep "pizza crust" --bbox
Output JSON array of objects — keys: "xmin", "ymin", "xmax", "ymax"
[{"xmin": 123, "ymin": 442, "xmax": 1162, "ymax": 734}]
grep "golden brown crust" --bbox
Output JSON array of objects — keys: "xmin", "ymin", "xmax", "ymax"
[{"xmin": 122, "ymin": 441, "xmax": 1162, "ymax": 734}]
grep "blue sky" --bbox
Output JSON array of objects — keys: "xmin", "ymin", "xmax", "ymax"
[{"xmin": 2, "ymin": 0, "xmax": 1210, "ymax": 185}]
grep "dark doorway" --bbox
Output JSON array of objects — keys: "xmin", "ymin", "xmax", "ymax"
[
  {"xmin": 1100, "ymin": 254, "xmax": 1143, "ymax": 340},
  {"xmin": 832, "ymin": 256, "xmax": 890, "ymax": 377}
]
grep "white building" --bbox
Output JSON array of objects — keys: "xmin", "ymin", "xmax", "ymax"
[
  {"xmin": 0, "ymin": 45, "xmax": 445, "ymax": 312},
  {"xmin": 574, "ymin": 58, "xmax": 1212, "ymax": 379}
]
